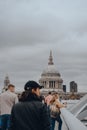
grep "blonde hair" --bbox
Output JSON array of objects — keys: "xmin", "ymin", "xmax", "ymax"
[
  {"xmin": 50, "ymin": 93, "xmax": 59, "ymax": 104},
  {"xmin": 50, "ymin": 95, "xmax": 56, "ymax": 104}
]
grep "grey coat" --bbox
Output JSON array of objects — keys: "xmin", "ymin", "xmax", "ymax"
[{"xmin": 0, "ymin": 90, "xmax": 18, "ymax": 115}]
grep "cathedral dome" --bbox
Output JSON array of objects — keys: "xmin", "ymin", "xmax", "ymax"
[
  {"xmin": 42, "ymin": 64, "xmax": 61, "ymax": 77},
  {"xmin": 41, "ymin": 51, "xmax": 61, "ymax": 77},
  {"xmin": 39, "ymin": 51, "xmax": 63, "ymax": 90}
]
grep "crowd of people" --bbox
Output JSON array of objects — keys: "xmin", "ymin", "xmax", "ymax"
[{"xmin": 0, "ymin": 80, "xmax": 67, "ymax": 130}]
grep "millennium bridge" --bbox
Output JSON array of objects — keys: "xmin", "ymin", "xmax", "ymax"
[{"xmin": 55, "ymin": 94, "xmax": 87, "ymax": 130}]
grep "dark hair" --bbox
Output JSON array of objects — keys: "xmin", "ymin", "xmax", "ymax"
[
  {"xmin": 48, "ymin": 91, "xmax": 51, "ymax": 95},
  {"xmin": 8, "ymin": 84, "xmax": 15, "ymax": 89},
  {"xmin": 20, "ymin": 88, "xmax": 40, "ymax": 102}
]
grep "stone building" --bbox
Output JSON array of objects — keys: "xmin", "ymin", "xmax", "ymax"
[
  {"xmin": 39, "ymin": 51, "xmax": 63, "ymax": 93},
  {"xmin": 63, "ymin": 85, "xmax": 66, "ymax": 92},
  {"xmin": 70, "ymin": 81, "xmax": 78, "ymax": 93}
]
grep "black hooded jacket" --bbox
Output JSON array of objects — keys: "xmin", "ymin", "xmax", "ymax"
[{"xmin": 9, "ymin": 93, "xmax": 50, "ymax": 130}]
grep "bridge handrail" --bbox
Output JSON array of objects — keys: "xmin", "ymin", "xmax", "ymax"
[{"xmin": 61, "ymin": 108, "xmax": 87, "ymax": 130}]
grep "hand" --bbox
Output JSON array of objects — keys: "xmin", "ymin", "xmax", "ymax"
[{"xmin": 63, "ymin": 102, "xmax": 67, "ymax": 107}]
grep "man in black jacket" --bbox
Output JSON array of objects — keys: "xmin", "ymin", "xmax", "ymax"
[{"xmin": 9, "ymin": 80, "xmax": 50, "ymax": 130}]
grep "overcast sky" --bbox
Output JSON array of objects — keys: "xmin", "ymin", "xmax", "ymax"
[{"xmin": 0, "ymin": 0, "xmax": 87, "ymax": 92}]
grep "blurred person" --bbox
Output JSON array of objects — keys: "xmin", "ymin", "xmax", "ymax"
[
  {"xmin": 50, "ymin": 94, "xmax": 66, "ymax": 130},
  {"xmin": 9, "ymin": 80, "xmax": 50, "ymax": 130},
  {"xmin": 0, "ymin": 84, "xmax": 18, "ymax": 130},
  {"xmin": 45, "ymin": 92, "xmax": 53, "ymax": 117},
  {"xmin": 45, "ymin": 92, "xmax": 53, "ymax": 106}
]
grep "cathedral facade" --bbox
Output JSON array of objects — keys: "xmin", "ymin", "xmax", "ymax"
[{"xmin": 39, "ymin": 51, "xmax": 63, "ymax": 92}]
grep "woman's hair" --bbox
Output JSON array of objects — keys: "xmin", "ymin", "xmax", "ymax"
[
  {"xmin": 54, "ymin": 93, "xmax": 59, "ymax": 99},
  {"xmin": 50, "ymin": 95, "xmax": 56, "ymax": 104},
  {"xmin": 19, "ymin": 88, "xmax": 38, "ymax": 102},
  {"xmin": 50, "ymin": 93, "xmax": 59, "ymax": 104}
]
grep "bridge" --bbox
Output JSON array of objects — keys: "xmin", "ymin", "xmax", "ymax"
[{"xmin": 55, "ymin": 94, "xmax": 87, "ymax": 130}]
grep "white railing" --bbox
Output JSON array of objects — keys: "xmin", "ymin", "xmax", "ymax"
[{"xmin": 61, "ymin": 108, "xmax": 87, "ymax": 130}]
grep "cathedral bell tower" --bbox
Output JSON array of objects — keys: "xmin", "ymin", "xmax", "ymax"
[{"xmin": 2, "ymin": 75, "xmax": 10, "ymax": 92}]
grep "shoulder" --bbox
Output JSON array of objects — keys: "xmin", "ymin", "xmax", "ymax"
[
  {"xmin": 32, "ymin": 100, "xmax": 44, "ymax": 108},
  {"xmin": 31, "ymin": 101, "xmax": 46, "ymax": 110},
  {"xmin": 12, "ymin": 101, "xmax": 45, "ymax": 112},
  {"xmin": 0, "ymin": 91, "xmax": 7, "ymax": 97},
  {"xmin": 10, "ymin": 92, "xmax": 17, "ymax": 97},
  {"xmin": 12, "ymin": 102, "xmax": 22, "ymax": 110}
]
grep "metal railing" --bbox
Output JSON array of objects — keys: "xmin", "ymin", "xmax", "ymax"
[{"xmin": 61, "ymin": 108, "xmax": 87, "ymax": 130}]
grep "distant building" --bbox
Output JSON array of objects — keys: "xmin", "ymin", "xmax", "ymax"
[
  {"xmin": 39, "ymin": 51, "xmax": 63, "ymax": 93},
  {"xmin": 70, "ymin": 81, "xmax": 78, "ymax": 93},
  {"xmin": 63, "ymin": 85, "xmax": 66, "ymax": 92},
  {"xmin": 2, "ymin": 75, "xmax": 10, "ymax": 92}
]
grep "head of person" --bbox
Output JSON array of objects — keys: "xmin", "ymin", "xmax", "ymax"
[
  {"xmin": 50, "ymin": 95, "xmax": 56, "ymax": 104},
  {"xmin": 48, "ymin": 91, "xmax": 51, "ymax": 95},
  {"xmin": 54, "ymin": 93, "xmax": 59, "ymax": 99},
  {"xmin": 8, "ymin": 84, "xmax": 15, "ymax": 92},
  {"xmin": 50, "ymin": 93, "xmax": 59, "ymax": 104},
  {"xmin": 24, "ymin": 80, "xmax": 42, "ymax": 96}
]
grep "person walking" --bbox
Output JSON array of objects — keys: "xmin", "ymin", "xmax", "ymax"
[
  {"xmin": 9, "ymin": 80, "xmax": 50, "ymax": 130},
  {"xmin": 0, "ymin": 84, "xmax": 18, "ymax": 130}
]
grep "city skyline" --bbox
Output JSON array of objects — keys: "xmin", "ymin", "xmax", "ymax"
[{"xmin": 0, "ymin": 0, "xmax": 87, "ymax": 92}]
